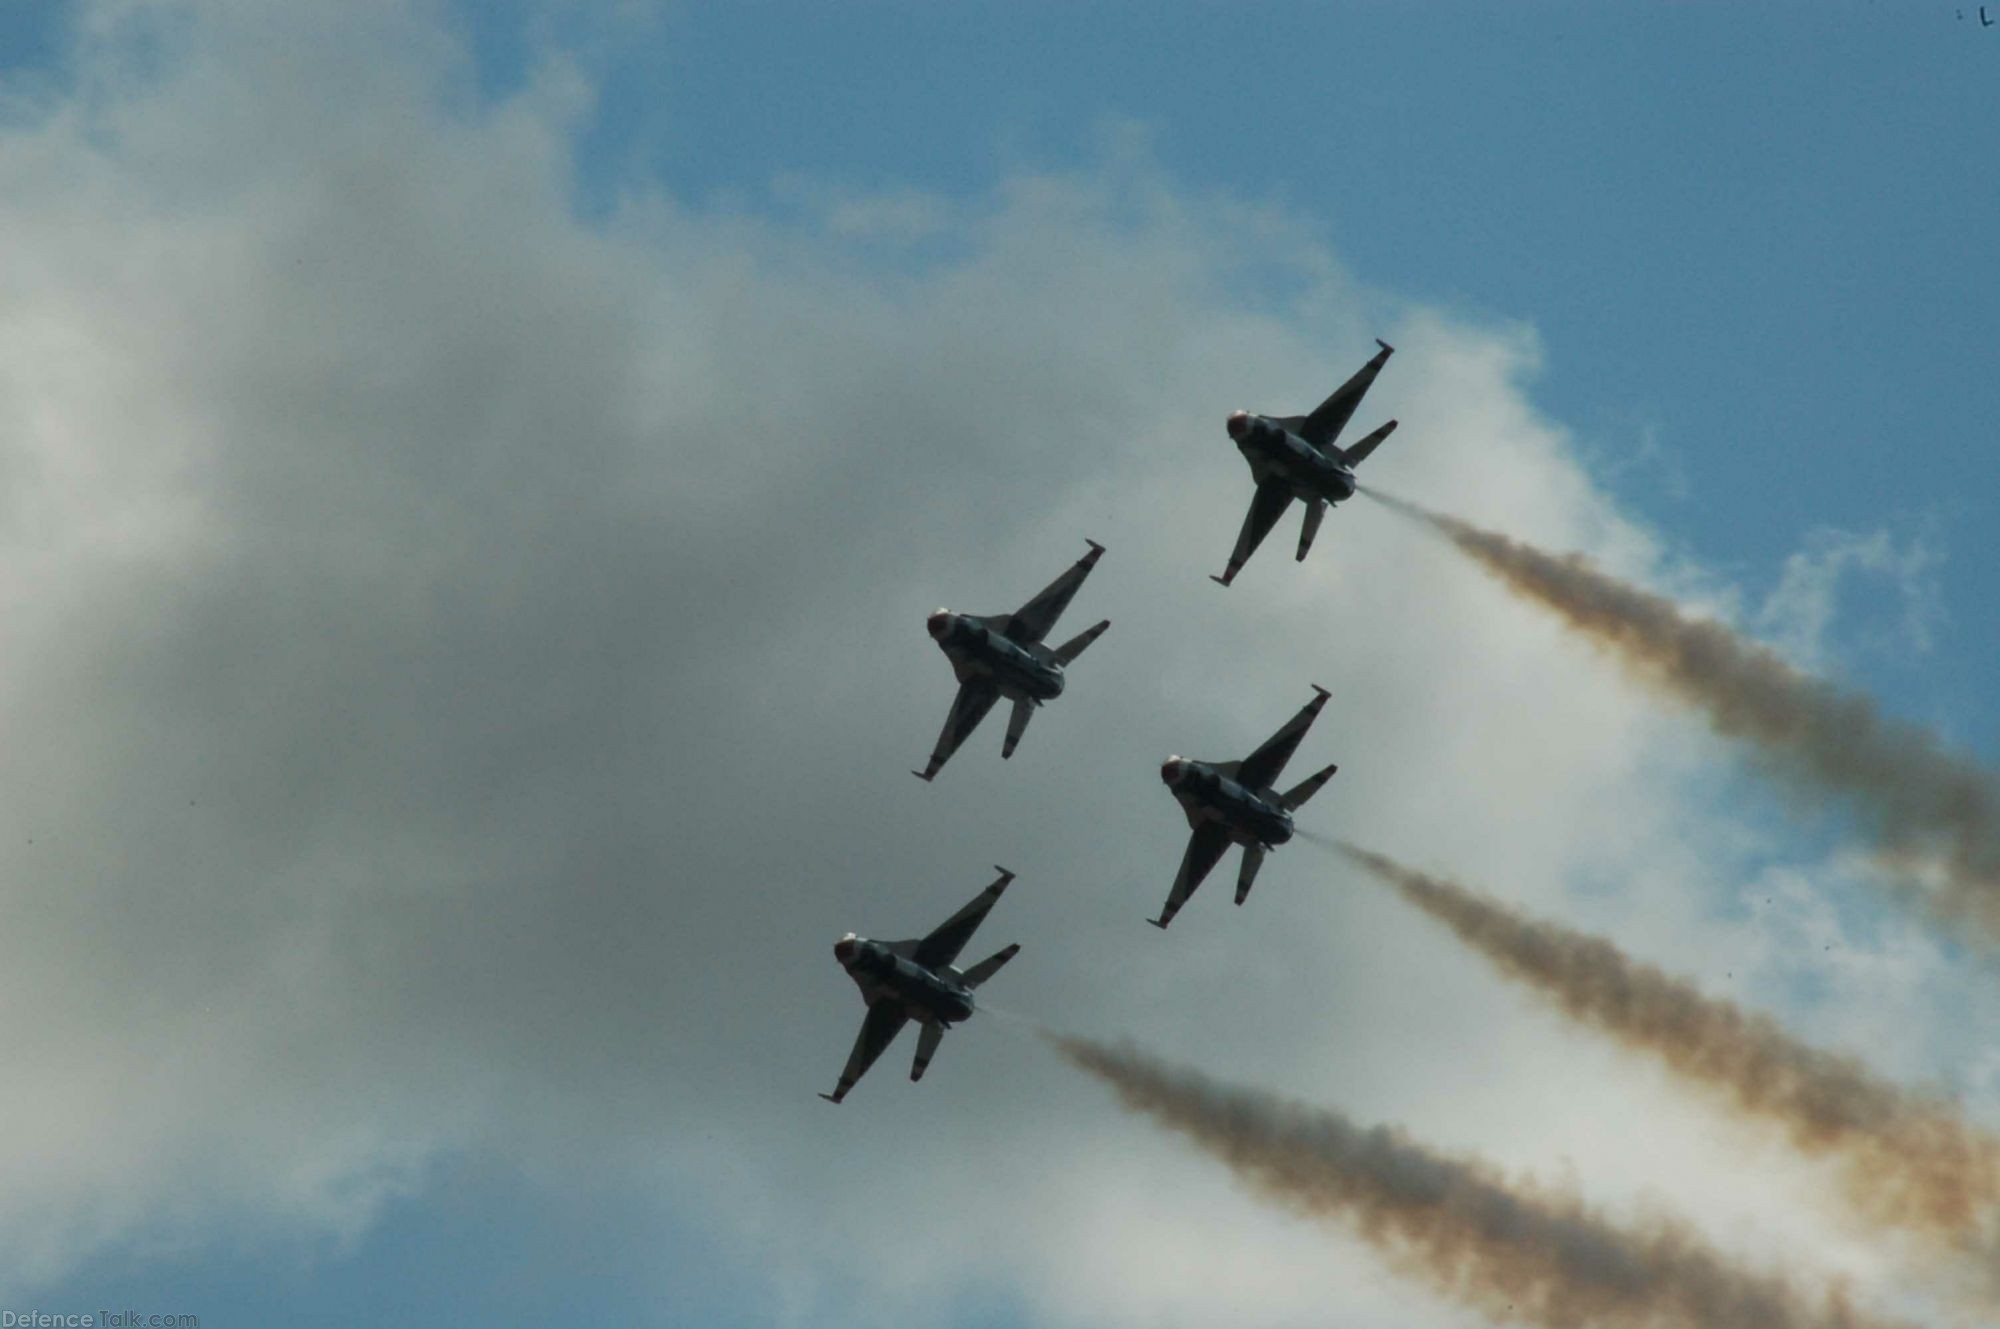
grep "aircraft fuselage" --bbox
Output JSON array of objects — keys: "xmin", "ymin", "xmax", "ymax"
[
  {"xmin": 1162, "ymin": 759, "xmax": 1295, "ymax": 847},
  {"xmin": 930, "ymin": 614, "xmax": 1064, "ymax": 702},
  {"xmin": 1232, "ymin": 416, "xmax": 1357, "ymax": 504},
  {"xmin": 835, "ymin": 937, "xmax": 975, "ymax": 1026}
]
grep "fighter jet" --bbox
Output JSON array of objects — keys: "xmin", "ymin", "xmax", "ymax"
[
  {"xmin": 1150, "ymin": 686, "xmax": 1339, "ymax": 929},
  {"xmin": 913, "ymin": 541, "xmax": 1111, "ymax": 781},
  {"xmin": 821, "ymin": 867, "xmax": 1021, "ymax": 1104},
  {"xmin": 1211, "ymin": 340, "xmax": 1399, "ymax": 587}
]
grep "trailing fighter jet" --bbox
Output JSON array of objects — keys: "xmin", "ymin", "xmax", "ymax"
[
  {"xmin": 1211, "ymin": 340, "xmax": 1399, "ymax": 587},
  {"xmin": 821, "ymin": 867, "xmax": 1021, "ymax": 1104},
  {"xmin": 913, "ymin": 541, "xmax": 1111, "ymax": 781},
  {"xmin": 1150, "ymin": 686, "xmax": 1339, "ymax": 929}
]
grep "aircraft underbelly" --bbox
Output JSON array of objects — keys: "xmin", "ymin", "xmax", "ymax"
[
  {"xmin": 1193, "ymin": 791, "xmax": 1290, "ymax": 847},
  {"xmin": 952, "ymin": 646, "xmax": 1055, "ymax": 700},
  {"xmin": 904, "ymin": 986, "xmax": 970, "ymax": 1024},
  {"xmin": 1204, "ymin": 809, "xmax": 1275, "ymax": 848},
  {"xmin": 1316, "ymin": 471, "xmax": 1357, "ymax": 502},
  {"xmin": 1242, "ymin": 440, "xmax": 1351, "ymax": 500},
  {"xmin": 1283, "ymin": 462, "xmax": 1350, "ymax": 502}
]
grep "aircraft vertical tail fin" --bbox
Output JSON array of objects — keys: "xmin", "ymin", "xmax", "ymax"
[
  {"xmin": 1052, "ymin": 618, "xmax": 1111, "ymax": 666},
  {"xmin": 1281, "ymin": 761, "xmax": 1339, "ymax": 811},
  {"xmin": 960, "ymin": 942, "xmax": 1020, "ymax": 990},
  {"xmin": 1341, "ymin": 419, "xmax": 1398, "ymax": 467}
]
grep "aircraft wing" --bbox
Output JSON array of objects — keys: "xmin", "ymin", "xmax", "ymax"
[
  {"xmin": 1237, "ymin": 685, "xmax": 1332, "ymax": 791},
  {"xmin": 1151, "ymin": 821, "xmax": 1231, "ymax": 928},
  {"xmin": 1003, "ymin": 540, "xmax": 1105, "ymax": 644},
  {"xmin": 913, "ymin": 681, "xmax": 1000, "ymax": 781},
  {"xmin": 912, "ymin": 866, "xmax": 1016, "ymax": 970},
  {"xmin": 1298, "ymin": 340, "xmax": 1393, "ymax": 453},
  {"xmin": 822, "ymin": 1000, "xmax": 909, "ymax": 1104}
]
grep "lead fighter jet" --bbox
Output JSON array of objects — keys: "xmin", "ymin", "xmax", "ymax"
[
  {"xmin": 913, "ymin": 541, "xmax": 1111, "ymax": 781},
  {"xmin": 1151, "ymin": 686, "xmax": 1340, "ymax": 929},
  {"xmin": 1212, "ymin": 340, "xmax": 1399, "ymax": 587},
  {"xmin": 821, "ymin": 867, "xmax": 1021, "ymax": 1104}
]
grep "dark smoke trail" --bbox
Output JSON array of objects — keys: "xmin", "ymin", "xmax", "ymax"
[
  {"xmin": 1052, "ymin": 1033, "xmax": 1912, "ymax": 1329},
  {"xmin": 1364, "ymin": 486, "xmax": 2000, "ymax": 942},
  {"xmin": 1336, "ymin": 840, "xmax": 2000, "ymax": 1242}
]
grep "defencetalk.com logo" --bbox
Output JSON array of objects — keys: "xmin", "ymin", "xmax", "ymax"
[{"xmin": 0, "ymin": 1315, "xmax": 197, "ymax": 1328}]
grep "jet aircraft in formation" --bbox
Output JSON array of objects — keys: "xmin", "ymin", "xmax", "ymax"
[
  {"xmin": 826, "ymin": 339, "xmax": 1400, "ymax": 1100},
  {"xmin": 1212, "ymin": 340, "xmax": 1398, "ymax": 587},
  {"xmin": 913, "ymin": 540, "xmax": 1111, "ymax": 781},
  {"xmin": 1152, "ymin": 686, "xmax": 1338, "ymax": 929},
  {"xmin": 822, "ymin": 868, "xmax": 1020, "ymax": 1105}
]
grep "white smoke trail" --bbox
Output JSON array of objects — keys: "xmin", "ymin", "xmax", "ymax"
[
  {"xmin": 1364, "ymin": 486, "xmax": 2000, "ymax": 944},
  {"xmin": 1336, "ymin": 840, "xmax": 2000, "ymax": 1244}
]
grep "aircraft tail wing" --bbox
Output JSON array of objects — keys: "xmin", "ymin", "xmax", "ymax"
[
  {"xmin": 1296, "ymin": 499, "xmax": 1326, "ymax": 562},
  {"xmin": 1281, "ymin": 761, "xmax": 1339, "ymax": 811},
  {"xmin": 1002, "ymin": 697, "xmax": 1035, "ymax": 760},
  {"xmin": 1051, "ymin": 618, "xmax": 1111, "ymax": 667},
  {"xmin": 960, "ymin": 942, "xmax": 1020, "ymax": 990},
  {"xmin": 1339, "ymin": 418, "xmax": 1398, "ymax": 467},
  {"xmin": 911, "ymin": 1023, "xmax": 944, "ymax": 1082},
  {"xmin": 1235, "ymin": 844, "xmax": 1266, "ymax": 906}
]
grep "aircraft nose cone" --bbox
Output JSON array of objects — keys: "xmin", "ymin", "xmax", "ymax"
[
  {"xmin": 1161, "ymin": 757, "xmax": 1187, "ymax": 786},
  {"xmin": 1226, "ymin": 411, "xmax": 1250, "ymax": 439},
  {"xmin": 927, "ymin": 610, "xmax": 952, "ymax": 639},
  {"xmin": 834, "ymin": 937, "xmax": 857, "ymax": 963}
]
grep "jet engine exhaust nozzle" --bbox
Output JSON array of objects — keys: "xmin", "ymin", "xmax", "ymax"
[
  {"xmin": 1161, "ymin": 756, "xmax": 1189, "ymax": 787},
  {"xmin": 1226, "ymin": 411, "xmax": 1250, "ymax": 439},
  {"xmin": 926, "ymin": 610, "xmax": 953, "ymax": 639}
]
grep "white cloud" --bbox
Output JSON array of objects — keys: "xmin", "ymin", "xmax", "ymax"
[
  {"xmin": 1757, "ymin": 524, "xmax": 1945, "ymax": 666},
  {"xmin": 0, "ymin": 3, "xmax": 1977, "ymax": 1324}
]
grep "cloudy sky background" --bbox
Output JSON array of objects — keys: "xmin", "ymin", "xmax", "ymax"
[{"xmin": 1, "ymin": 2, "xmax": 1997, "ymax": 1324}]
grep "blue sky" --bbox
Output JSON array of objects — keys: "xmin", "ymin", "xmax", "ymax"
[{"xmin": 4, "ymin": 3, "xmax": 1998, "ymax": 1326}]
